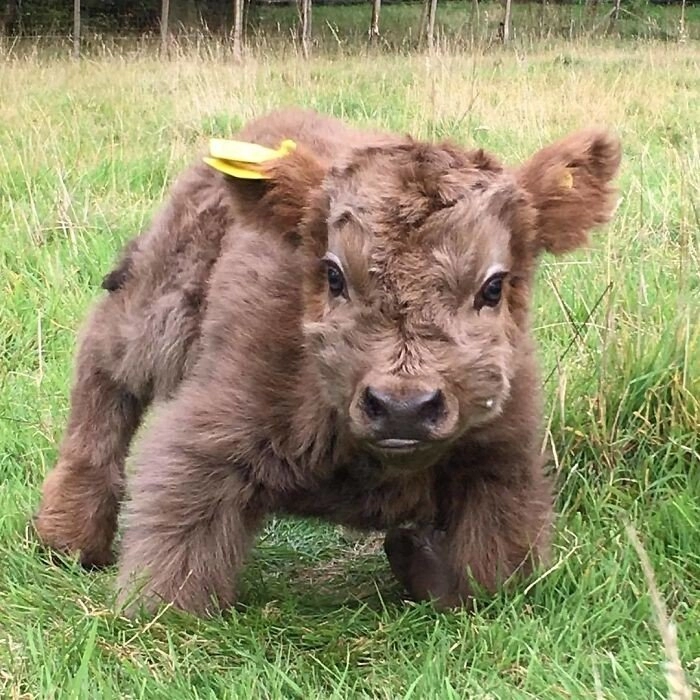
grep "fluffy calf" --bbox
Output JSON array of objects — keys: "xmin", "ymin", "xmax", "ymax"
[{"xmin": 34, "ymin": 109, "xmax": 621, "ymax": 615}]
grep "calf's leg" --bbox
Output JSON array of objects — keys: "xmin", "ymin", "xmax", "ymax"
[
  {"xmin": 34, "ymin": 305, "xmax": 144, "ymax": 568},
  {"xmin": 116, "ymin": 393, "xmax": 263, "ymax": 617},
  {"xmin": 384, "ymin": 526, "xmax": 455, "ymax": 603},
  {"xmin": 385, "ymin": 470, "xmax": 552, "ymax": 609}
]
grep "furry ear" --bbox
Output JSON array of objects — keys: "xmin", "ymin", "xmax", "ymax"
[
  {"xmin": 517, "ymin": 129, "xmax": 622, "ymax": 255},
  {"xmin": 219, "ymin": 144, "xmax": 328, "ymax": 243},
  {"xmin": 257, "ymin": 147, "xmax": 329, "ymax": 236}
]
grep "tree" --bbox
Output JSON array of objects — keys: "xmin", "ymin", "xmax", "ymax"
[
  {"xmin": 297, "ymin": 0, "xmax": 311, "ymax": 59},
  {"xmin": 422, "ymin": 0, "xmax": 438, "ymax": 51},
  {"xmin": 679, "ymin": 0, "xmax": 687, "ymax": 41},
  {"xmin": 73, "ymin": 0, "xmax": 81, "ymax": 58},
  {"xmin": 160, "ymin": 0, "xmax": 170, "ymax": 54},
  {"xmin": 501, "ymin": 0, "xmax": 512, "ymax": 42},
  {"xmin": 1, "ymin": 0, "xmax": 18, "ymax": 35},
  {"xmin": 232, "ymin": 0, "xmax": 243, "ymax": 59},
  {"xmin": 369, "ymin": 0, "xmax": 381, "ymax": 43}
]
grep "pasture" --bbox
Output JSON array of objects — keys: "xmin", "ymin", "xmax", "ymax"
[{"xmin": 0, "ymin": 13, "xmax": 698, "ymax": 698}]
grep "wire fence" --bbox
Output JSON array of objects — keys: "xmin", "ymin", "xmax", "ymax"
[{"xmin": 0, "ymin": 0, "xmax": 693, "ymax": 59}]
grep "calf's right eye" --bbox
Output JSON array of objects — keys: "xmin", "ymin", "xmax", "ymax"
[
  {"xmin": 323, "ymin": 256, "xmax": 347, "ymax": 298},
  {"xmin": 474, "ymin": 271, "xmax": 507, "ymax": 310}
]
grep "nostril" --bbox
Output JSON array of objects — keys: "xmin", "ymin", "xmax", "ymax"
[
  {"xmin": 363, "ymin": 386, "xmax": 388, "ymax": 421},
  {"xmin": 417, "ymin": 389, "xmax": 445, "ymax": 425}
]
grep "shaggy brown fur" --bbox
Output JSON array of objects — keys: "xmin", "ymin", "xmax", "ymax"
[{"xmin": 34, "ymin": 108, "xmax": 621, "ymax": 615}]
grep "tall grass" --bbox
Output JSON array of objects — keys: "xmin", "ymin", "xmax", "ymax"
[{"xmin": 0, "ymin": 28, "xmax": 698, "ymax": 699}]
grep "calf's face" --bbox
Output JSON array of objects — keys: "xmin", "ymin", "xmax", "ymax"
[{"xmin": 258, "ymin": 131, "xmax": 620, "ymax": 467}]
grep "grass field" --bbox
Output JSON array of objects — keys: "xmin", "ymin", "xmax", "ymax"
[{"xmin": 1, "ymin": 15, "xmax": 699, "ymax": 699}]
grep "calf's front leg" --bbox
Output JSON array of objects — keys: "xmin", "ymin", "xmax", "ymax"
[
  {"xmin": 116, "ymin": 391, "xmax": 264, "ymax": 617},
  {"xmin": 385, "ymin": 468, "xmax": 553, "ymax": 609}
]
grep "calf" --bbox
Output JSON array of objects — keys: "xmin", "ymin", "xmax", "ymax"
[{"xmin": 34, "ymin": 108, "xmax": 621, "ymax": 615}]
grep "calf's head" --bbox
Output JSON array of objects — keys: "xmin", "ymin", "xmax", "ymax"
[{"xmin": 253, "ymin": 130, "xmax": 621, "ymax": 466}]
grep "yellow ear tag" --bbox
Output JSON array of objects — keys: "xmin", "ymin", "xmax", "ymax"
[
  {"xmin": 203, "ymin": 138, "xmax": 297, "ymax": 180},
  {"xmin": 559, "ymin": 168, "xmax": 574, "ymax": 190}
]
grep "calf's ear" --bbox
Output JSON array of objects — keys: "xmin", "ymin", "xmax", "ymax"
[
  {"xmin": 517, "ymin": 129, "xmax": 622, "ymax": 255},
  {"xmin": 257, "ymin": 147, "xmax": 329, "ymax": 237}
]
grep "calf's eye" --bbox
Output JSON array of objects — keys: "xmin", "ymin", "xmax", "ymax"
[
  {"xmin": 475, "ymin": 272, "xmax": 507, "ymax": 310},
  {"xmin": 323, "ymin": 257, "xmax": 346, "ymax": 298}
]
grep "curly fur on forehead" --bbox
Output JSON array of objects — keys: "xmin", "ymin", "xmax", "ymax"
[
  {"xmin": 325, "ymin": 139, "xmax": 507, "ymax": 235},
  {"xmin": 323, "ymin": 141, "xmax": 519, "ymax": 323}
]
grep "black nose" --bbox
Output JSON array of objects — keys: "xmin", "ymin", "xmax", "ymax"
[{"xmin": 362, "ymin": 386, "xmax": 445, "ymax": 440}]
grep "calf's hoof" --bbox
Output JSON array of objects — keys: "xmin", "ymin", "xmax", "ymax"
[{"xmin": 33, "ymin": 467, "xmax": 117, "ymax": 569}]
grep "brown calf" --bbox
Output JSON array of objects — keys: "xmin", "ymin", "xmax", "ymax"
[{"xmin": 34, "ymin": 108, "xmax": 621, "ymax": 615}]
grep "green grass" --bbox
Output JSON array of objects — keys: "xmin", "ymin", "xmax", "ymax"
[{"xmin": 1, "ymin": 27, "xmax": 699, "ymax": 699}]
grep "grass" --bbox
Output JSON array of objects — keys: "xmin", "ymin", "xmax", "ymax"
[{"xmin": 0, "ymin": 14, "xmax": 699, "ymax": 699}]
